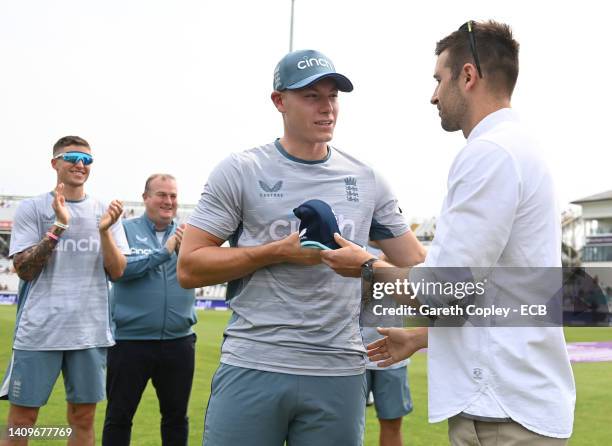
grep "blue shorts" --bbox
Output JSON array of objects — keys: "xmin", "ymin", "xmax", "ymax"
[
  {"xmin": 0, "ymin": 348, "xmax": 107, "ymax": 407},
  {"xmin": 366, "ymin": 365, "xmax": 413, "ymax": 420},
  {"xmin": 203, "ymin": 363, "xmax": 367, "ymax": 446}
]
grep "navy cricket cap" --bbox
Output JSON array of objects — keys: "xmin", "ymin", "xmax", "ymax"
[
  {"xmin": 293, "ymin": 199, "xmax": 341, "ymax": 250},
  {"xmin": 273, "ymin": 49, "xmax": 354, "ymax": 92}
]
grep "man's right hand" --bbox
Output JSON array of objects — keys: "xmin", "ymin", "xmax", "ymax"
[
  {"xmin": 367, "ymin": 327, "xmax": 428, "ymax": 367},
  {"xmin": 52, "ymin": 183, "xmax": 70, "ymax": 225},
  {"xmin": 273, "ymin": 232, "xmax": 322, "ymax": 266}
]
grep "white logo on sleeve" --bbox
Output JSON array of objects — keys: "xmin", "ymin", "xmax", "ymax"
[{"xmin": 131, "ymin": 247, "xmax": 153, "ymax": 255}]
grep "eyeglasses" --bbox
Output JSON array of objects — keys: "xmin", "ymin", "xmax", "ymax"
[
  {"xmin": 53, "ymin": 151, "xmax": 94, "ymax": 165},
  {"xmin": 459, "ymin": 21, "xmax": 483, "ymax": 78}
]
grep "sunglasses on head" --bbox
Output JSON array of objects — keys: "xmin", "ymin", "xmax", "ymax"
[
  {"xmin": 459, "ymin": 20, "xmax": 483, "ymax": 78},
  {"xmin": 53, "ymin": 151, "xmax": 94, "ymax": 165}
]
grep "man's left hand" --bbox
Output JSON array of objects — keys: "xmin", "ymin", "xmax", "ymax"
[
  {"xmin": 320, "ymin": 233, "xmax": 374, "ymax": 277},
  {"xmin": 99, "ymin": 200, "xmax": 124, "ymax": 232}
]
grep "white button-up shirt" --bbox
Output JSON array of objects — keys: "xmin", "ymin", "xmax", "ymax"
[{"xmin": 421, "ymin": 108, "xmax": 575, "ymax": 438}]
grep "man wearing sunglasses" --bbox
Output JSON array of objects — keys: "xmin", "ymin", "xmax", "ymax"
[
  {"xmin": 1, "ymin": 136, "xmax": 129, "ymax": 445},
  {"xmin": 322, "ymin": 21, "xmax": 575, "ymax": 445}
]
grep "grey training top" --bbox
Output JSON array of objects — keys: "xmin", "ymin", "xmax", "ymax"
[
  {"xmin": 9, "ymin": 192, "xmax": 129, "ymax": 350},
  {"xmin": 188, "ymin": 140, "xmax": 409, "ymax": 376}
]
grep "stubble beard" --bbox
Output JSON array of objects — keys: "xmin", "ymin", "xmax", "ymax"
[{"xmin": 440, "ymin": 84, "xmax": 467, "ymax": 133}]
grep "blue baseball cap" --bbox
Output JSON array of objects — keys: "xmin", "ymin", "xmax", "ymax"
[
  {"xmin": 293, "ymin": 199, "xmax": 342, "ymax": 250},
  {"xmin": 273, "ymin": 49, "xmax": 354, "ymax": 92}
]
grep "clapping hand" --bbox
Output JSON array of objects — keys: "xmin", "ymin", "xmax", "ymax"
[
  {"xmin": 52, "ymin": 183, "xmax": 70, "ymax": 226},
  {"xmin": 166, "ymin": 224, "xmax": 186, "ymax": 254},
  {"xmin": 99, "ymin": 200, "xmax": 124, "ymax": 232}
]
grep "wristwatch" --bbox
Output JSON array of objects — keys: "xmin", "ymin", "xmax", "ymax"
[{"xmin": 361, "ymin": 257, "xmax": 380, "ymax": 282}]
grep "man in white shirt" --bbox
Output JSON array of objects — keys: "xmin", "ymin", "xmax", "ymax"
[{"xmin": 322, "ymin": 20, "xmax": 576, "ymax": 445}]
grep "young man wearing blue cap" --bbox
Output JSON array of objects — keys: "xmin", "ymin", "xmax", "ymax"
[{"xmin": 178, "ymin": 49, "xmax": 425, "ymax": 445}]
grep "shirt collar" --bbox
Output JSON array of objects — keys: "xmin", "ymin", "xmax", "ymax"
[
  {"xmin": 48, "ymin": 191, "xmax": 89, "ymax": 203},
  {"xmin": 140, "ymin": 213, "xmax": 176, "ymax": 234},
  {"xmin": 274, "ymin": 139, "xmax": 332, "ymax": 165},
  {"xmin": 467, "ymin": 108, "xmax": 519, "ymax": 143}
]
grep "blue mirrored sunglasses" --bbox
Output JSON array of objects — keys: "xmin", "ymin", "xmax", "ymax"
[{"xmin": 53, "ymin": 151, "xmax": 94, "ymax": 165}]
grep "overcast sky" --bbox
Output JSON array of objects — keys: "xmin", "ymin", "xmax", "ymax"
[{"xmin": 1, "ymin": 1, "xmax": 610, "ymax": 219}]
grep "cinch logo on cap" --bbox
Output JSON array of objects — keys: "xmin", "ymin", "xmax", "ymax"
[
  {"xmin": 273, "ymin": 49, "xmax": 353, "ymax": 92},
  {"xmin": 297, "ymin": 57, "xmax": 333, "ymax": 70}
]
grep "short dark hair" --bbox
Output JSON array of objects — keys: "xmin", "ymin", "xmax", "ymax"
[
  {"xmin": 144, "ymin": 173, "xmax": 176, "ymax": 194},
  {"xmin": 53, "ymin": 136, "xmax": 90, "ymax": 155},
  {"xmin": 435, "ymin": 20, "xmax": 519, "ymax": 96}
]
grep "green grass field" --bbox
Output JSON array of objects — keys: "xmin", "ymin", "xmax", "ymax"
[{"xmin": 0, "ymin": 306, "xmax": 611, "ymax": 445}]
